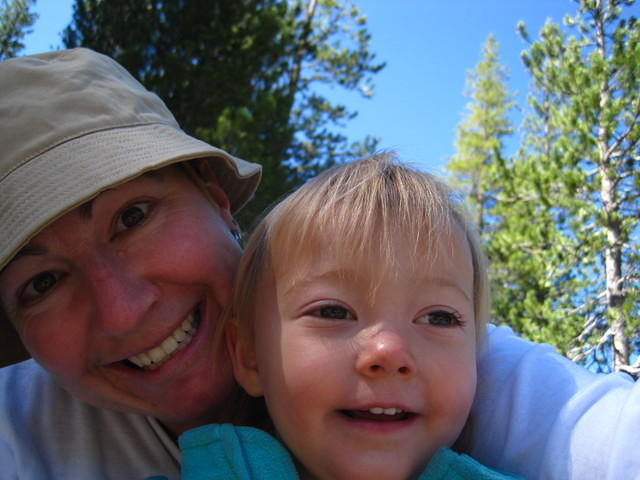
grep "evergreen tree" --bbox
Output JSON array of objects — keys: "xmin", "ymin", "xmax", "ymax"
[
  {"xmin": 487, "ymin": 87, "xmax": 588, "ymax": 359},
  {"xmin": 63, "ymin": 0, "xmax": 384, "ymax": 226},
  {"xmin": 447, "ymin": 35, "xmax": 515, "ymax": 233},
  {"xmin": 0, "ymin": 0, "xmax": 37, "ymax": 60},
  {"xmin": 494, "ymin": 0, "xmax": 639, "ymax": 375}
]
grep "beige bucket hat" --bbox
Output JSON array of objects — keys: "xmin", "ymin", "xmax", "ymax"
[{"xmin": 0, "ymin": 48, "xmax": 262, "ymax": 365}]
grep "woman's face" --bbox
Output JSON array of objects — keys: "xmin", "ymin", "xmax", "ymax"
[{"xmin": 0, "ymin": 166, "xmax": 240, "ymax": 434}]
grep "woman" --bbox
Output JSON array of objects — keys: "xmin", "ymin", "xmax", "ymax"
[{"xmin": 0, "ymin": 48, "xmax": 637, "ymax": 479}]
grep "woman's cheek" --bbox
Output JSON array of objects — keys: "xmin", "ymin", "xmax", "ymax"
[{"xmin": 22, "ymin": 309, "xmax": 90, "ymax": 382}]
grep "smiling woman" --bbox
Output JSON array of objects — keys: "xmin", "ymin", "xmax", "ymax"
[{"xmin": 0, "ymin": 48, "xmax": 261, "ymax": 478}]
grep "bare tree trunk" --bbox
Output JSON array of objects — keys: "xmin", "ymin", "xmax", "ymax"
[
  {"xmin": 470, "ymin": 172, "xmax": 485, "ymax": 235},
  {"xmin": 601, "ymin": 174, "xmax": 628, "ymax": 370},
  {"xmin": 595, "ymin": 0, "xmax": 629, "ymax": 371},
  {"xmin": 289, "ymin": 0, "xmax": 317, "ymax": 97}
]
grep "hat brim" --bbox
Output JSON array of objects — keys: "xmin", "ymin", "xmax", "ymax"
[
  {"xmin": 0, "ymin": 122, "xmax": 261, "ymax": 366},
  {"xmin": 1, "ymin": 122, "xmax": 261, "ymax": 270}
]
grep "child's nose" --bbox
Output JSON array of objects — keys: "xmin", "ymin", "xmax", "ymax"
[{"xmin": 355, "ymin": 328, "xmax": 416, "ymax": 378}]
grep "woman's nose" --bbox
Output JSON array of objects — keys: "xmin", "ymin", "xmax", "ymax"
[
  {"xmin": 355, "ymin": 328, "xmax": 416, "ymax": 378},
  {"xmin": 85, "ymin": 254, "xmax": 159, "ymax": 335}
]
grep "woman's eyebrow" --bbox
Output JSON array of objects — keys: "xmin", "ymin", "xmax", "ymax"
[
  {"xmin": 78, "ymin": 198, "xmax": 96, "ymax": 220},
  {"xmin": 14, "ymin": 245, "xmax": 48, "ymax": 258},
  {"xmin": 77, "ymin": 186, "xmax": 117, "ymax": 220},
  {"xmin": 77, "ymin": 171, "xmax": 165, "ymax": 221},
  {"xmin": 1, "ymin": 245, "xmax": 49, "ymax": 274}
]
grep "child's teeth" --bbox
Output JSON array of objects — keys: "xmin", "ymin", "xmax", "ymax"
[
  {"xmin": 367, "ymin": 407, "xmax": 403, "ymax": 415},
  {"xmin": 383, "ymin": 408, "xmax": 401, "ymax": 415}
]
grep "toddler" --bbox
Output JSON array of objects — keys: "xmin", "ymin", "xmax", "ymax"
[{"xmin": 178, "ymin": 154, "xmax": 520, "ymax": 479}]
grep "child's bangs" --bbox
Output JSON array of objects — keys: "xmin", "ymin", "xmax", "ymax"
[{"xmin": 267, "ymin": 155, "xmax": 460, "ymax": 290}]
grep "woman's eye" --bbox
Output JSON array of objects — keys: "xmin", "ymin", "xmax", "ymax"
[
  {"xmin": 310, "ymin": 305, "xmax": 355, "ymax": 320},
  {"xmin": 20, "ymin": 271, "xmax": 61, "ymax": 302},
  {"xmin": 415, "ymin": 310, "xmax": 463, "ymax": 327},
  {"xmin": 115, "ymin": 202, "xmax": 151, "ymax": 232}
]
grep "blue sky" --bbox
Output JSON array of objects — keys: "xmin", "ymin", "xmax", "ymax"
[{"xmin": 22, "ymin": 0, "xmax": 585, "ymax": 172}]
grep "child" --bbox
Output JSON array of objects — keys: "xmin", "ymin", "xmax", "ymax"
[{"xmin": 178, "ymin": 154, "xmax": 520, "ymax": 479}]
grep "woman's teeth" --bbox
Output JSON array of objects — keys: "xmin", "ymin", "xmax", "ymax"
[{"xmin": 127, "ymin": 310, "xmax": 199, "ymax": 370}]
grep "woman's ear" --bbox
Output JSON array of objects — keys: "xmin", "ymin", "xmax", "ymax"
[
  {"xmin": 195, "ymin": 160, "xmax": 232, "ymax": 212},
  {"xmin": 226, "ymin": 323, "xmax": 263, "ymax": 397},
  {"xmin": 194, "ymin": 160, "xmax": 242, "ymax": 235}
]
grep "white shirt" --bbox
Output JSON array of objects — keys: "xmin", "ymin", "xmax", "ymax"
[
  {"xmin": 0, "ymin": 360, "xmax": 180, "ymax": 479},
  {"xmin": 470, "ymin": 325, "xmax": 639, "ymax": 479}
]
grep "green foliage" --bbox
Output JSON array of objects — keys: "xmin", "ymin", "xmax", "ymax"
[
  {"xmin": 63, "ymin": 0, "xmax": 384, "ymax": 227},
  {"xmin": 0, "ymin": 0, "xmax": 37, "ymax": 60},
  {"xmin": 466, "ymin": 0, "xmax": 640, "ymax": 374},
  {"xmin": 446, "ymin": 35, "xmax": 516, "ymax": 233}
]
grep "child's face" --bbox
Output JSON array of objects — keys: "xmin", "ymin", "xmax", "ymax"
[{"xmin": 233, "ymin": 227, "xmax": 477, "ymax": 480}]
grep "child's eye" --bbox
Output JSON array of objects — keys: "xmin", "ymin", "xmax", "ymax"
[
  {"xmin": 115, "ymin": 201, "xmax": 151, "ymax": 233},
  {"xmin": 20, "ymin": 271, "xmax": 62, "ymax": 303},
  {"xmin": 310, "ymin": 305, "xmax": 355, "ymax": 320},
  {"xmin": 415, "ymin": 309, "xmax": 463, "ymax": 327}
]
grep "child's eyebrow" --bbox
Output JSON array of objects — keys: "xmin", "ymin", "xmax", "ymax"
[
  {"xmin": 281, "ymin": 268, "xmax": 472, "ymax": 304},
  {"xmin": 281, "ymin": 268, "xmax": 351, "ymax": 296},
  {"xmin": 425, "ymin": 277, "xmax": 473, "ymax": 303}
]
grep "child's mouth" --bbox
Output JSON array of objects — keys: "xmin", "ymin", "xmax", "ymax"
[
  {"xmin": 341, "ymin": 407, "xmax": 415, "ymax": 422},
  {"xmin": 122, "ymin": 304, "xmax": 202, "ymax": 371}
]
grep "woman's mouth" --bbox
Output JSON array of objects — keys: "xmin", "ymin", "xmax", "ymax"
[{"xmin": 125, "ymin": 305, "xmax": 201, "ymax": 370}]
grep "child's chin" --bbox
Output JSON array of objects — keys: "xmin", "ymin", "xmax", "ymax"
[{"xmin": 319, "ymin": 460, "xmax": 419, "ymax": 480}]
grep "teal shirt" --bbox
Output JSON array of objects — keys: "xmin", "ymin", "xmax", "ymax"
[{"xmin": 171, "ymin": 424, "xmax": 523, "ymax": 480}]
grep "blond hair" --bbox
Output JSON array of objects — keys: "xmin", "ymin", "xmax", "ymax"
[{"xmin": 230, "ymin": 153, "xmax": 489, "ymax": 347}]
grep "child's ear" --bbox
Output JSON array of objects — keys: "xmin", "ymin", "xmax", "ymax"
[{"xmin": 226, "ymin": 323, "xmax": 263, "ymax": 397}]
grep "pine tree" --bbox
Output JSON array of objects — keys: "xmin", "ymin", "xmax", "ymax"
[
  {"xmin": 0, "ymin": 0, "xmax": 38, "ymax": 60},
  {"xmin": 447, "ymin": 35, "xmax": 516, "ymax": 234},
  {"xmin": 495, "ymin": 0, "xmax": 639, "ymax": 375},
  {"xmin": 487, "ymin": 86, "xmax": 588, "ymax": 358}
]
